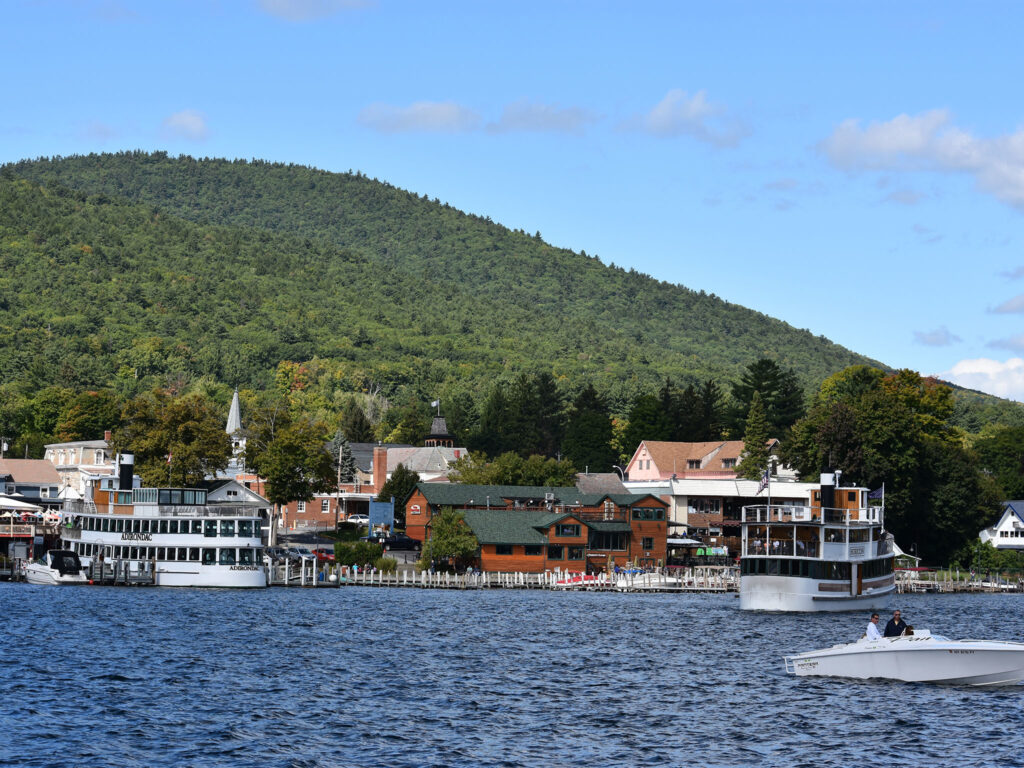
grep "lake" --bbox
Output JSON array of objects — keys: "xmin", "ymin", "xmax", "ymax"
[{"xmin": 2, "ymin": 584, "xmax": 1022, "ymax": 767}]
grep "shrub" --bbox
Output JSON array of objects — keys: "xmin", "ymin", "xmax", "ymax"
[
  {"xmin": 374, "ymin": 556, "xmax": 398, "ymax": 573},
  {"xmin": 333, "ymin": 540, "xmax": 383, "ymax": 566}
]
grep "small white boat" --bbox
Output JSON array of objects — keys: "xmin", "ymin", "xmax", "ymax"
[
  {"xmin": 784, "ymin": 630, "xmax": 1024, "ymax": 686},
  {"xmin": 22, "ymin": 549, "xmax": 89, "ymax": 586},
  {"xmin": 614, "ymin": 572, "xmax": 681, "ymax": 590}
]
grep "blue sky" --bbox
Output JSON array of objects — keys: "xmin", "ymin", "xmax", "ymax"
[{"xmin": 4, "ymin": 1, "xmax": 1024, "ymax": 401}]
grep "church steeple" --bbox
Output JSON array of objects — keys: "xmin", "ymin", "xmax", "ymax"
[
  {"xmin": 226, "ymin": 389, "xmax": 246, "ymax": 475},
  {"xmin": 226, "ymin": 389, "xmax": 242, "ymax": 435}
]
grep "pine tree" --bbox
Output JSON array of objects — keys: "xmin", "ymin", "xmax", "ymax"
[{"xmin": 737, "ymin": 391, "xmax": 770, "ymax": 480}]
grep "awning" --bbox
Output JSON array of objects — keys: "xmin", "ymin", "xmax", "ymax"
[
  {"xmin": 0, "ymin": 495, "xmax": 43, "ymax": 512},
  {"xmin": 667, "ymin": 538, "xmax": 704, "ymax": 546}
]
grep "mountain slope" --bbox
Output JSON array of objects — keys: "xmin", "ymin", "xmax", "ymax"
[{"xmin": 2, "ymin": 153, "xmax": 879, "ymax": 399}]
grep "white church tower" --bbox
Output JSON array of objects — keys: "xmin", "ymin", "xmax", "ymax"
[{"xmin": 226, "ymin": 389, "xmax": 246, "ymax": 477}]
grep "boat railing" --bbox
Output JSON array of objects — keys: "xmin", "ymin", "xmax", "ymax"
[
  {"xmin": 742, "ymin": 504, "xmax": 883, "ymax": 526},
  {"xmin": 745, "ymin": 540, "xmax": 820, "ymax": 558}
]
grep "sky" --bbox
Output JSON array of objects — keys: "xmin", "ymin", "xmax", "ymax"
[{"xmin": 3, "ymin": 1, "xmax": 1024, "ymax": 401}]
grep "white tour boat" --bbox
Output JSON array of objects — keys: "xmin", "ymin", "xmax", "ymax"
[
  {"xmin": 59, "ymin": 454, "xmax": 268, "ymax": 588},
  {"xmin": 22, "ymin": 549, "xmax": 88, "ymax": 585},
  {"xmin": 784, "ymin": 630, "xmax": 1024, "ymax": 686},
  {"xmin": 739, "ymin": 471, "xmax": 895, "ymax": 612}
]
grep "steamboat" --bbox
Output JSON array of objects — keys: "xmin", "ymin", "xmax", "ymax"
[{"xmin": 739, "ymin": 471, "xmax": 895, "ymax": 612}]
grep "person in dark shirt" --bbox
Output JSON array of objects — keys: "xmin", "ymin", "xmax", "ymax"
[{"xmin": 883, "ymin": 609, "xmax": 907, "ymax": 637}]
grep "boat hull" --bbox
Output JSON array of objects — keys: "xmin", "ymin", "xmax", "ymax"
[
  {"xmin": 740, "ymin": 574, "xmax": 895, "ymax": 612},
  {"xmin": 786, "ymin": 635, "xmax": 1024, "ymax": 686},
  {"xmin": 23, "ymin": 564, "xmax": 88, "ymax": 586}
]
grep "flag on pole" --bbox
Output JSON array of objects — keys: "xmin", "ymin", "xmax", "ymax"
[
  {"xmin": 430, "ymin": 400, "xmax": 439, "ymax": 408},
  {"xmin": 867, "ymin": 487, "xmax": 884, "ymax": 500},
  {"xmin": 166, "ymin": 452, "xmax": 173, "ymax": 464},
  {"xmin": 757, "ymin": 468, "xmax": 770, "ymax": 495}
]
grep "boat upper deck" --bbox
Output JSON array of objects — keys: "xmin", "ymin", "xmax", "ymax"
[{"xmin": 741, "ymin": 503, "xmax": 883, "ymax": 527}]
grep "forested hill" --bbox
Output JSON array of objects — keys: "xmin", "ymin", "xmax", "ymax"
[{"xmin": 2, "ymin": 152, "xmax": 876, "ymax": 401}]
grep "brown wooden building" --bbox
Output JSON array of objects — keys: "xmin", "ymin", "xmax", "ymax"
[{"xmin": 405, "ymin": 483, "xmax": 669, "ymax": 572}]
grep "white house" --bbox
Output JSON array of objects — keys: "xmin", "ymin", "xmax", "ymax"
[{"xmin": 979, "ymin": 501, "xmax": 1024, "ymax": 550}]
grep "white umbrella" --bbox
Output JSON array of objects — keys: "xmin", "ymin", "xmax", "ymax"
[{"xmin": 0, "ymin": 495, "xmax": 44, "ymax": 512}]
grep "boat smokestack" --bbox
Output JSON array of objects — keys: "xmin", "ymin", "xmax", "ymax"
[
  {"xmin": 819, "ymin": 471, "xmax": 835, "ymax": 510},
  {"xmin": 118, "ymin": 453, "xmax": 135, "ymax": 491}
]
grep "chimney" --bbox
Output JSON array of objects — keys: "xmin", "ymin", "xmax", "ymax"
[
  {"xmin": 118, "ymin": 453, "xmax": 135, "ymax": 491},
  {"xmin": 373, "ymin": 445, "xmax": 388, "ymax": 493},
  {"xmin": 104, "ymin": 430, "xmax": 112, "ymax": 442}
]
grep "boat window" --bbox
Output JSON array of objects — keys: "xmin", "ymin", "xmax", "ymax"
[
  {"xmin": 191, "ymin": 520, "xmax": 203, "ymax": 534},
  {"xmin": 849, "ymin": 528, "xmax": 869, "ymax": 543},
  {"xmin": 238, "ymin": 520, "xmax": 253, "ymax": 537},
  {"xmin": 189, "ymin": 548, "xmax": 200, "ymax": 561},
  {"xmin": 141, "ymin": 520, "xmax": 151, "ymax": 534},
  {"xmin": 130, "ymin": 547, "xmax": 139, "ymax": 560},
  {"xmin": 157, "ymin": 520, "xmax": 167, "ymax": 534},
  {"xmin": 767, "ymin": 559, "xmax": 779, "ymax": 575},
  {"xmin": 824, "ymin": 528, "xmax": 847, "ymax": 543},
  {"xmin": 168, "ymin": 520, "xmax": 178, "ymax": 534},
  {"xmin": 159, "ymin": 490, "xmax": 170, "ymax": 504},
  {"xmin": 204, "ymin": 520, "xmax": 218, "ymax": 537},
  {"xmin": 157, "ymin": 547, "xmax": 165, "ymax": 560},
  {"xmin": 177, "ymin": 547, "xmax": 186, "ymax": 561},
  {"xmin": 165, "ymin": 548, "xmax": 175, "ymax": 561},
  {"xmin": 116, "ymin": 519, "xmax": 124, "ymax": 532},
  {"xmin": 220, "ymin": 520, "xmax": 236, "ymax": 537},
  {"xmin": 183, "ymin": 490, "xmax": 196, "ymax": 505},
  {"xmin": 169, "ymin": 490, "xmax": 181, "ymax": 505},
  {"xmin": 202, "ymin": 548, "xmax": 216, "ymax": 565},
  {"xmin": 102, "ymin": 518, "xmax": 110, "ymax": 532},
  {"xmin": 219, "ymin": 548, "xmax": 236, "ymax": 565},
  {"xmin": 239, "ymin": 549, "xmax": 254, "ymax": 565}
]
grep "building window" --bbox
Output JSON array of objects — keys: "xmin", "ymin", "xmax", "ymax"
[
  {"xmin": 524, "ymin": 545, "xmax": 542, "ymax": 556},
  {"xmin": 632, "ymin": 507, "xmax": 666, "ymax": 521},
  {"xmin": 568, "ymin": 546, "xmax": 584, "ymax": 560},
  {"xmin": 687, "ymin": 460, "xmax": 701, "ymax": 469},
  {"xmin": 556, "ymin": 524, "xmax": 580, "ymax": 537},
  {"xmin": 642, "ymin": 537, "xmax": 654, "ymax": 550},
  {"xmin": 495, "ymin": 544, "xmax": 513, "ymax": 555},
  {"xmin": 297, "ymin": 501, "xmax": 306, "ymax": 513},
  {"xmin": 321, "ymin": 499, "xmax": 330, "ymax": 514},
  {"xmin": 721, "ymin": 459, "xmax": 736, "ymax": 469},
  {"xmin": 547, "ymin": 546, "xmax": 564, "ymax": 560}
]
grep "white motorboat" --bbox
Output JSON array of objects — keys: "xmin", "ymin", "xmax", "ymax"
[
  {"xmin": 784, "ymin": 630, "xmax": 1024, "ymax": 686},
  {"xmin": 614, "ymin": 572, "xmax": 681, "ymax": 590},
  {"xmin": 22, "ymin": 549, "xmax": 89, "ymax": 585}
]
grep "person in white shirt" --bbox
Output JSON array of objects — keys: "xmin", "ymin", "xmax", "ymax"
[{"xmin": 865, "ymin": 612, "xmax": 883, "ymax": 640}]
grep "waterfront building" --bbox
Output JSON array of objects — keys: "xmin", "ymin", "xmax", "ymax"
[
  {"xmin": 0, "ymin": 458, "xmax": 64, "ymax": 513},
  {"xmin": 405, "ymin": 482, "xmax": 668, "ymax": 572},
  {"xmin": 979, "ymin": 501, "xmax": 1024, "ymax": 550},
  {"xmin": 44, "ymin": 432, "xmax": 117, "ymax": 499}
]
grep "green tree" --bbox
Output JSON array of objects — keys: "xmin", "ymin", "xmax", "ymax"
[
  {"xmin": 737, "ymin": 391, "xmax": 770, "ymax": 480},
  {"xmin": 56, "ymin": 390, "xmax": 123, "ymax": 441},
  {"xmin": 339, "ymin": 399, "xmax": 374, "ymax": 443},
  {"xmin": 729, "ymin": 358, "xmax": 805, "ymax": 437},
  {"xmin": 420, "ymin": 507, "xmax": 479, "ymax": 572},
  {"xmin": 328, "ymin": 428, "xmax": 357, "ymax": 484},
  {"xmin": 377, "ymin": 463, "xmax": 420, "ymax": 506},
  {"xmin": 447, "ymin": 451, "xmax": 577, "ymax": 486},
  {"xmin": 622, "ymin": 393, "xmax": 672, "ymax": 456},
  {"xmin": 245, "ymin": 408, "xmax": 335, "ymax": 508},
  {"xmin": 563, "ymin": 384, "xmax": 615, "ymax": 473},
  {"xmin": 974, "ymin": 425, "xmax": 1024, "ymax": 499},
  {"xmin": 112, "ymin": 390, "xmax": 231, "ymax": 485}
]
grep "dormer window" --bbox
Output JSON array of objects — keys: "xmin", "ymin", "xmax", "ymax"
[
  {"xmin": 722, "ymin": 459, "xmax": 736, "ymax": 469},
  {"xmin": 687, "ymin": 460, "xmax": 701, "ymax": 469}
]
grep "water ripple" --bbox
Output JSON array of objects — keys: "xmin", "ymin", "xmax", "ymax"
[{"xmin": 2, "ymin": 586, "xmax": 1023, "ymax": 767}]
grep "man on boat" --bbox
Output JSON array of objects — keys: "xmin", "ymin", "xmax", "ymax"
[
  {"xmin": 883, "ymin": 610, "xmax": 907, "ymax": 637},
  {"xmin": 865, "ymin": 613, "xmax": 883, "ymax": 640}
]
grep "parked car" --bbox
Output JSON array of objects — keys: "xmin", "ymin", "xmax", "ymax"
[
  {"xmin": 360, "ymin": 533, "xmax": 421, "ymax": 551},
  {"xmin": 286, "ymin": 546, "xmax": 316, "ymax": 562},
  {"xmin": 346, "ymin": 514, "xmax": 369, "ymax": 525},
  {"xmin": 315, "ymin": 548, "xmax": 335, "ymax": 563},
  {"xmin": 264, "ymin": 546, "xmax": 288, "ymax": 562}
]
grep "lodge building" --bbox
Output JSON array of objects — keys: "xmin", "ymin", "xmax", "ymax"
[{"xmin": 404, "ymin": 483, "xmax": 669, "ymax": 573}]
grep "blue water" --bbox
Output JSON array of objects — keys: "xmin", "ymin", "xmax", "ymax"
[{"xmin": 2, "ymin": 584, "xmax": 1022, "ymax": 768}]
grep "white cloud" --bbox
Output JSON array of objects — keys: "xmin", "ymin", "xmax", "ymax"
[
  {"xmin": 357, "ymin": 101, "xmax": 481, "ymax": 134},
  {"xmin": 161, "ymin": 110, "xmax": 209, "ymax": 141},
  {"xmin": 629, "ymin": 89, "xmax": 749, "ymax": 147},
  {"xmin": 992, "ymin": 293, "xmax": 1024, "ymax": 314},
  {"xmin": 821, "ymin": 109, "xmax": 1024, "ymax": 211},
  {"xmin": 486, "ymin": 100, "xmax": 598, "ymax": 135},
  {"xmin": 914, "ymin": 327, "xmax": 961, "ymax": 347},
  {"xmin": 1000, "ymin": 266, "xmax": 1024, "ymax": 280},
  {"xmin": 941, "ymin": 357, "xmax": 1024, "ymax": 402},
  {"xmin": 258, "ymin": 0, "xmax": 370, "ymax": 22}
]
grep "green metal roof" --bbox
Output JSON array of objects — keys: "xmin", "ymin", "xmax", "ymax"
[
  {"xmin": 414, "ymin": 483, "xmax": 667, "ymax": 509},
  {"xmin": 585, "ymin": 520, "xmax": 634, "ymax": 533},
  {"xmin": 461, "ymin": 509, "xmax": 562, "ymax": 545}
]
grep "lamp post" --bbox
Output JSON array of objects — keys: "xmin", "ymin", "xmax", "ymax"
[{"xmin": 612, "ymin": 465, "xmax": 625, "ymax": 481}]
